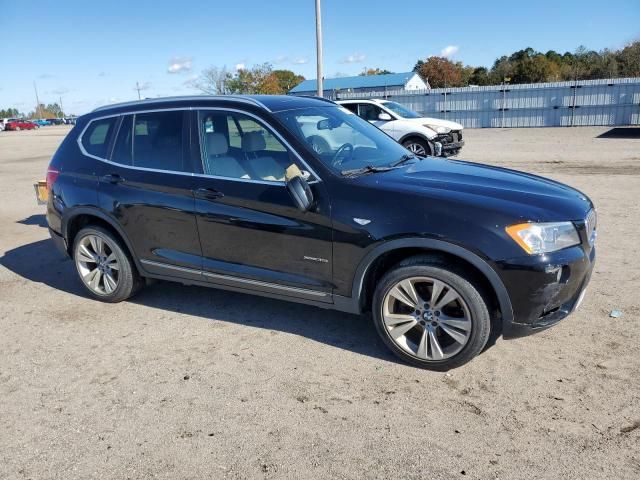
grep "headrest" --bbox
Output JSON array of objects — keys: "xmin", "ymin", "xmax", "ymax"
[
  {"xmin": 241, "ymin": 131, "xmax": 266, "ymax": 152},
  {"xmin": 206, "ymin": 132, "xmax": 228, "ymax": 156}
]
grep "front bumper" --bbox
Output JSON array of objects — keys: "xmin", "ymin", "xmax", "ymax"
[
  {"xmin": 440, "ymin": 140, "xmax": 464, "ymax": 156},
  {"xmin": 496, "ymin": 240, "xmax": 596, "ymax": 338}
]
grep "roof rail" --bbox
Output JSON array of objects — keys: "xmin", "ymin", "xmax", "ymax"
[
  {"xmin": 294, "ymin": 95, "xmax": 336, "ymax": 105},
  {"xmin": 92, "ymin": 95, "xmax": 270, "ymax": 113}
]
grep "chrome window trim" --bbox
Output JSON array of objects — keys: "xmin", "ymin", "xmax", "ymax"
[
  {"xmin": 196, "ymin": 107, "xmax": 320, "ymax": 184},
  {"xmin": 140, "ymin": 259, "xmax": 328, "ymax": 297},
  {"xmin": 91, "ymin": 95, "xmax": 271, "ymax": 113},
  {"xmin": 77, "ymin": 107, "xmax": 321, "ymax": 185}
]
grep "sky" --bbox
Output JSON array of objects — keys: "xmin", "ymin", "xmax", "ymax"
[{"xmin": 1, "ymin": 0, "xmax": 638, "ymax": 115}]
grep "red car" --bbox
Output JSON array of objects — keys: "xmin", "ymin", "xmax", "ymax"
[{"xmin": 4, "ymin": 119, "xmax": 37, "ymax": 131}]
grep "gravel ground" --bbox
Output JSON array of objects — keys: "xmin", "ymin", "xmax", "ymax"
[{"xmin": 1, "ymin": 125, "xmax": 639, "ymax": 479}]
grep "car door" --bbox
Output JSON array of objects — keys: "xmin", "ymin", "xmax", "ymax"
[
  {"xmin": 95, "ymin": 110, "xmax": 202, "ymax": 281},
  {"xmin": 192, "ymin": 108, "xmax": 334, "ymax": 302},
  {"xmin": 357, "ymin": 103, "xmax": 395, "ymax": 138}
]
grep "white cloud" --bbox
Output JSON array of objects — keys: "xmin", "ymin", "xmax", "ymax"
[
  {"xmin": 292, "ymin": 57, "xmax": 309, "ymax": 65},
  {"xmin": 167, "ymin": 57, "xmax": 193, "ymax": 74},
  {"xmin": 273, "ymin": 55, "xmax": 289, "ymax": 64},
  {"xmin": 235, "ymin": 63, "xmax": 246, "ymax": 71},
  {"xmin": 440, "ymin": 45, "xmax": 459, "ymax": 58},
  {"xmin": 341, "ymin": 52, "xmax": 366, "ymax": 64}
]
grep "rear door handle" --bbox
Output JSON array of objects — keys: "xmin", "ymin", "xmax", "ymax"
[
  {"xmin": 102, "ymin": 173, "xmax": 125, "ymax": 184},
  {"xmin": 193, "ymin": 187, "xmax": 224, "ymax": 200}
]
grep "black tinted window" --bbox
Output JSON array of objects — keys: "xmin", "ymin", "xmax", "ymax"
[
  {"xmin": 111, "ymin": 115, "xmax": 133, "ymax": 165},
  {"xmin": 342, "ymin": 103, "xmax": 358, "ymax": 114},
  {"xmin": 132, "ymin": 111, "xmax": 186, "ymax": 171},
  {"xmin": 82, "ymin": 117, "xmax": 117, "ymax": 158}
]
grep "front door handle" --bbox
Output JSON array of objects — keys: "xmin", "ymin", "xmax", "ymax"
[
  {"xmin": 193, "ymin": 187, "xmax": 224, "ymax": 200},
  {"xmin": 102, "ymin": 173, "xmax": 125, "ymax": 184}
]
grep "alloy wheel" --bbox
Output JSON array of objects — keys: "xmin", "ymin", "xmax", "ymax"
[
  {"xmin": 382, "ymin": 276, "xmax": 472, "ymax": 361},
  {"xmin": 75, "ymin": 234, "xmax": 120, "ymax": 295},
  {"xmin": 405, "ymin": 142, "xmax": 427, "ymax": 156}
]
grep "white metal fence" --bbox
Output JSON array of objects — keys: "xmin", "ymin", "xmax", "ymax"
[{"xmin": 323, "ymin": 77, "xmax": 640, "ymax": 128}]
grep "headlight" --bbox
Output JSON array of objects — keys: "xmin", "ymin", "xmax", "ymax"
[
  {"xmin": 424, "ymin": 124, "xmax": 451, "ymax": 134},
  {"xmin": 505, "ymin": 222, "xmax": 580, "ymax": 254}
]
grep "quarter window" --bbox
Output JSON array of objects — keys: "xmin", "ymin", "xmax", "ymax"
[
  {"xmin": 81, "ymin": 117, "xmax": 117, "ymax": 158},
  {"xmin": 199, "ymin": 111, "xmax": 291, "ymax": 182}
]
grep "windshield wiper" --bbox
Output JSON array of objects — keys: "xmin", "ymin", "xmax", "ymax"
[
  {"xmin": 341, "ymin": 165, "xmax": 399, "ymax": 177},
  {"xmin": 390, "ymin": 153, "xmax": 418, "ymax": 168}
]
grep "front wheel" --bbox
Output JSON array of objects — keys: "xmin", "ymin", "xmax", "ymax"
[
  {"xmin": 402, "ymin": 138, "xmax": 431, "ymax": 157},
  {"xmin": 73, "ymin": 226, "xmax": 142, "ymax": 302},
  {"xmin": 372, "ymin": 257, "xmax": 491, "ymax": 370}
]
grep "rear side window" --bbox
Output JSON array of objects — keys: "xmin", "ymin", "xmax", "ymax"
[
  {"xmin": 81, "ymin": 117, "xmax": 117, "ymax": 159},
  {"xmin": 110, "ymin": 111, "xmax": 187, "ymax": 172}
]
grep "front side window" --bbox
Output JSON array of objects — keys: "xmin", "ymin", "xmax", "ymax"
[
  {"xmin": 110, "ymin": 111, "xmax": 186, "ymax": 172},
  {"xmin": 199, "ymin": 111, "xmax": 291, "ymax": 182},
  {"xmin": 358, "ymin": 103, "xmax": 383, "ymax": 121},
  {"xmin": 81, "ymin": 117, "xmax": 117, "ymax": 158},
  {"xmin": 274, "ymin": 106, "xmax": 410, "ymax": 174}
]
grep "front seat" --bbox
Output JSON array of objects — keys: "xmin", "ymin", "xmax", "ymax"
[
  {"xmin": 204, "ymin": 132, "xmax": 249, "ymax": 179},
  {"xmin": 241, "ymin": 131, "xmax": 285, "ymax": 182}
]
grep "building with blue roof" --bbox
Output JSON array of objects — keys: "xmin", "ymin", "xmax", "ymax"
[{"xmin": 289, "ymin": 71, "xmax": 430, "ymax": 96}]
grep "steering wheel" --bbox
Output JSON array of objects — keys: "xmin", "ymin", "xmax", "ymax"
[{"xmin": 332, "ymin": 143, "xmax": 354, "ymax": 168}]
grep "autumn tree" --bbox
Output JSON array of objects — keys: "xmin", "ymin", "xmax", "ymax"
[
  {"xmin": 271, "ymin": 70, "xmax": 305, "ymax": 92},
  {"xmin": 414, "ymin": 56, "xmax": 464, "ymax": 87}
]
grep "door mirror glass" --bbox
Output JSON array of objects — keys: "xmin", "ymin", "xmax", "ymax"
[
  {"xmin": 378, "ymin": 112, "xmax": 392, "ymax": 121},
  {"xmin": 286, "ymin": 175, "xmax": 314, "ymax": 211}
]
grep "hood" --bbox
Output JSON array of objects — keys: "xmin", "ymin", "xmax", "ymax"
[
  {"xmin": 369, "ymin": 158, "xmax": 592, "ymax": 223},
  {"xmin": 404, "ymin": 117, "xmax": 463, "ymax": 130}
]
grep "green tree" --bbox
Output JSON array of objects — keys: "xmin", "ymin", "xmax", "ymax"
[
  {"xmin": 359, "ymin": 68, "xmax": 393, "ymax": 76},
  {"xmin": 271, "ymin": 70, "xmax": 305, "ymax": 93}
]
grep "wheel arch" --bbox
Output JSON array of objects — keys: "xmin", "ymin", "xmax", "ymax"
[
  {"xmin": 62, "ymin": 207, "xmax": 142, "ymax": 272},
  {"xmin": 399, "ymin": 133, "xmax": 435, "ymax": 154},
  {"xmin": 352, "ymin": 238, "xmax": 514, "ymax": 324}
]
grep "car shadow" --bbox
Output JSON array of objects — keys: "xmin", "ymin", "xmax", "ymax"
[
  {"xmin": 596, "ymin": 127, "xmax": 640, "ymax": 139},
  {"xmin": 16, "ymin": 214, "xmax": 48, "ymax": 228},
  {"xmin": 0, "ymin": 238, "xmax": 400, "ymax": 364}
]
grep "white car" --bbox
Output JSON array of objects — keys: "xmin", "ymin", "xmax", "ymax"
[{"xmin": 337, "ymin": 99, "xmax": 464, "ymax": 157}]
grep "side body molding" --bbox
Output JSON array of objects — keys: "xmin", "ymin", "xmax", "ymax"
[{"xmin": 351, "ymin": 238, "xmax": 515, "ymax": 324}]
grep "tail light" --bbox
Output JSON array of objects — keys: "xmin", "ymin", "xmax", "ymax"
[{"xmin": 46, "ymin": 167, "xmax": 60, "ymax": 192}]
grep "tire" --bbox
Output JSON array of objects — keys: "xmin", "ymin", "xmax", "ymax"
[
  {"xmin": 402, "ymin": 137, "xmax": 431, "ymax": 157},
  {"xmin": 72, "ymin": 226, "xmax": 142, "ymax": 302},
  {"xmin": 372, "ymin": 256, "xmax": 491, "ymax": 370},
  {"xmin": 15, "ymin": 126, "xmax": 21, "ymax": 131}
]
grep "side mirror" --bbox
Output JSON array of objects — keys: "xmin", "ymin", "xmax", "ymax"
[
  {"xmin": 286, "ymin": 175, "xmax": 314, "ymax": 211},
  {"xmin": 378, "ymin": 112, "xmax": 392, "ymax": 121}
]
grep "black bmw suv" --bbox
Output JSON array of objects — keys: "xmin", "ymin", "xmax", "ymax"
[{"xmin": 45, "ymin": 95, "xmax": 596, "ymax": 369}]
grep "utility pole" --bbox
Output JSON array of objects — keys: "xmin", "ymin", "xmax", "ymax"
[
  {"xmin": 135, "ymin": 81, "xmax": 142, "ymax": 100},
  {"xmin": 59, "ymin": 96, "xmax": 64, "ymax": 119},
  {"xmin": 33, "ymin": 81, "xmax": 41, "ymax": 118},
  {"xmin": 315, "ymin": 0, "xmax": 323, "ymax": 97}
]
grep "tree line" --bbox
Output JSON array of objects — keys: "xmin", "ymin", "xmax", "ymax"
[
  {"xmin": 0, "ymin": 103, "xmax": 65, "ymax": 120},
  {"xmin": 414, "ymin": 42, "xmax": 640, "ymax": 88}
]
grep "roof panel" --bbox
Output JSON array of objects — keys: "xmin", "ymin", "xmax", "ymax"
[{"xmin": 290, "ymin": 72, "xmax": 418, "ymax": 93}]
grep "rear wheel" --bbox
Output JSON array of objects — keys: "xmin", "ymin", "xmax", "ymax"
[
  {"xmin": 73, "ymin": 226, "xmax": 142, "ymax": 302},
  {"xmin": 372, "ymin": 257, "xmax": 491, "ymax": 370},
  {"xmin": 402, "ymin": 138, "xmax": 431, "ymax": 157}
]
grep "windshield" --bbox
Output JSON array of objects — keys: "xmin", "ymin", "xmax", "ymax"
[
  {"xmin": 274, "ymin": 106, "xmax": 411, "ymax": 174},
  {"xmin": 380, "ymin": 101, "xmax": 422, "ymax": 119}
]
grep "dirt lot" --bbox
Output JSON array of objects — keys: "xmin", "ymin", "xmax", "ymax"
[{"xmin": 1, "ymin": 125, "xmax": 639, "ymax": 479}]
